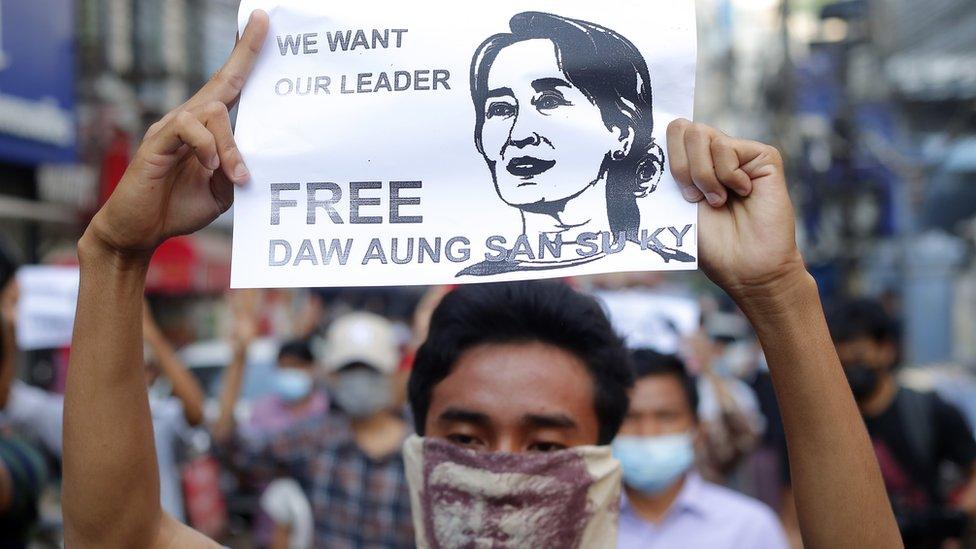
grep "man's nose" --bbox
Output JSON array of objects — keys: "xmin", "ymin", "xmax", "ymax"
[{"xmin": 492, "ymin": 434, "xmax": 521, "ymax": 454}]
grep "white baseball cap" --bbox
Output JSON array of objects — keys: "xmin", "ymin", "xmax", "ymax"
[{"xmin": 321, "ymin": 312, "xmax": 399, "ymax": 374}]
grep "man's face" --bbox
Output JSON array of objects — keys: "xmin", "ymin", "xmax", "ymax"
[
  {"xmin": 835, "ymin": 336, "xmax": 895, "ymax": 374},
  {"xmin": 479, "ymin": 39, "xmax": 625, "ymax": 209},
  {"xmin": 423, "ymin": 341, "xmax": 600, "ymax": 453},
  {"xmin": 617, "ymin": 375, "xmax": 695, "ymax": 437},
  {"xmin": 418, "ymin": 342, "xmax": 606, "ymax": 546}
]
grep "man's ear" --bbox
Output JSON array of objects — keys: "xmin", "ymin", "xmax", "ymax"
[{"xmin": 635, "ymin": 140, "xmax": 665, "ymax": 197}]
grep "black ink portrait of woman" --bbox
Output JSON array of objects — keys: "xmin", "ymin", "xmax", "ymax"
[{"xmin": 457, "ymin": 11, "xmax": 695, "ymax": 277}]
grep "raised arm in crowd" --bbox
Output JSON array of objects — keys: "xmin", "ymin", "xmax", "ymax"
[{"xmin": 61, "ymin": 10, "xmax": 901, "ymax": 548}]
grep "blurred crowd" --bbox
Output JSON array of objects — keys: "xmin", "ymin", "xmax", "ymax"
[{"xmin": 1, "ymin": 237, "xmax": 975, "ymax": 548}]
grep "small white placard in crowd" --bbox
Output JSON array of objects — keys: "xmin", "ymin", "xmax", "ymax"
[
  {"xmin": 16, "ymin": 265, "xmax": 80, "ymax": 350},
  {"xmin": 595, "ymin": 290, "xmax": 699, "ymax": 353}
]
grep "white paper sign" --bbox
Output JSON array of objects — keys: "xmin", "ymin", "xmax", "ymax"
[
  {"xmin": 15, "ymin": 266, "xmax": 80, "ymax": 350},
  {"xmin": 596, "ymin": 290, "xmax": 699, "ymax": 353},
  {"xmin": 232, "ymin": 0, "xmax": 698, "ymax": 288}
]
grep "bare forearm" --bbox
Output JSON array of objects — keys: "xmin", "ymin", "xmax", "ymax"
[
  {"xmin": 63, "ymin": 234, "xmax": 161, "ymax": 547},
  {"xmin": 735, "ymin": 271, "xmax": 900, "ymax": 548},
  {"xmin": 213, "ymin": 346, "xmax": 247, "ymax": 443},
  {"xmin": 147, "ymin": 330, "xmax": 205, "ymax": 426}
]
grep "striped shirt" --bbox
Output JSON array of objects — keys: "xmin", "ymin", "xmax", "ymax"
[{"xmin": 231, "ymin": 411, "xmax": 414, "ymax": 548}]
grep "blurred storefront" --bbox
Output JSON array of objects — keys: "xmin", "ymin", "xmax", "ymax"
[
  {"xmin": 694, "ymin": 0, "xmax": 976, "ymax": 366},
  {"xmin": 2, "ymin": 0, "xmax": 242, "ymax": 354},
  {"xmin": 0, "ymin": 0, "xmax": 83, "ymax": 263},
  {"xmin": 773, "ymin": 0, "xmax": 976, "ymax": 365}
]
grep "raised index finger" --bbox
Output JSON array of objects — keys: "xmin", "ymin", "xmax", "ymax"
[{"xmin": 193, "ymin": 10, "xmax": 270, "ymax": 110}]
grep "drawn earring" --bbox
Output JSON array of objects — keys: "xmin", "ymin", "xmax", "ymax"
[
  {"xmin": 636, "ymin": 155, "xmax": 662, "ymax": 196},
  {"xmin": 612, "ymin": 150, "xmax": 626, "ymax": 161}
]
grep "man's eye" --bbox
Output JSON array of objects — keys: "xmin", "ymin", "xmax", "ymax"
[
  {"xmin": 534, "ymin": 93, "xmax": 570, "ymax": 111},
  {"xmin": 486, "ymin": 102, "xmax": 516, "ymax": 119},
  {"xmin": 447, "ymin": 434, "xmax": 483, "ymax": 448},
  {"xmin": 528, "ymin": 441, "xmax": 567, "ymax": 453}
]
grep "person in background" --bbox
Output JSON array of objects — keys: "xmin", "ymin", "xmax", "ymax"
[
  {"xmin": 140, "ymin": 302, "xmax": 208, "ymax": 522},
  {"xmin": 0, "ymin": 278, "xmax": 63, "ymax": 458},
  {"xmin": 699, "ymin": 310, "xmax": 790, "ymax": 515},
  {"xmin": 393, "ymin": 284, "xmax": 452, "ymax": 406},
  {"xmin": 0, "ymin": 286, "xmax": 205, "ymax": 522},
  {"xmin": 216, "ymin": 310, "xmax": 413, "ymax": 547},
  {"xmin": 693, "ymin": 310, "xmax": 764, "ymax": 483},
  {"xmin": 0, "ymin": 240, "xmax": 49, "ymax": 548},
  {"xmin": 247, "ymin": 340, "xmax": 327, "ymax": 439},
  {"xmin": 60, "ymin": 12, "xmax": 900, "ymax": 547},
  {"xmin": 740, "ymin": 347, "xmax": 789, "ymax": 508},
  {"xmin": 212, "ymin": 292, "xmax": 328, "ymax": 547},
  {"xmin": 614, "ymin": 349, "xmax": 787, "ymax": 548},
  {"xmin": 829, "ymin": 298, "xmax": 976, "ymax": 547},
  {"xmin": 0, "ymin": 433, "xmax": 48, "ymax": 548},
  {"xmin": 212, "ymin": 290, "xmax": 328, "ymax": 447}
]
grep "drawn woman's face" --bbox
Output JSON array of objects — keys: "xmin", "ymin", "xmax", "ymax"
[{"xmin": 480, "ymin": 39, "xmax": 627, "ymax": 208}]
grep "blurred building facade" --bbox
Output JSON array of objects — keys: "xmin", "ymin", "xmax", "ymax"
[
  {"xmin": 696, "ymin": 0, "xmax": 976, "ymax": 366},
  {"xmin": 0, "ymin": 0, "xmax": 240, "ymax": 362},
  {"xmin": 789, "ymin": 0, "xmax": 975, "ymax": 366}
]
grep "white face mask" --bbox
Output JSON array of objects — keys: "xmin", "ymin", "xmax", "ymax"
[
  {"xmin": 403, "ymin": 435, "xmax": 621, "ymax": 549},
  {"xmin": 612, "ymin": 432, "xmax": 695, "ymax": 495},
  {"xmin": 273, "ymin": 369, "xmax": 314, "ymax": 403},
  {"xmin": 330, "ymin": 368, "xmax": 391, "ymax": 418}
]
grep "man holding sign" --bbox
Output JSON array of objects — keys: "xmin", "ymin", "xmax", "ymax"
[{"xmin": 61, "ymin": 7, "xmax": 900, "ymax": 549}]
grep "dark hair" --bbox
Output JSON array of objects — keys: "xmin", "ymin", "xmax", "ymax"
[
  {"xmin": 277, "ymin": 339, "xmax": 314, "ymax": 364},
  {"xmin": 630, "ymin": 349, "xmax": 699, "ymax": 418},
  {"xmin": 409, "ymin": 280, "xmax": 634, "ymax": 445},
  {"xmin": 471, "ymin": 11, "xmax": 663, "ymax": 241},
  {"xmin": 827, "ymin": 298, "xmax": 899, "ymax": 345}
]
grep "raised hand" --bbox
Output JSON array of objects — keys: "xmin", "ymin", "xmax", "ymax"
[
  {"xmin": 228, "ymin": 289, "xmax": 261, "ymax": 350},
  {"xmin": 669, "ymin": 121, "xmax": 903, "ymax": 548},
  {"xmin": 86, "ymin": 11, "xmax": 269, "ymax": 261},
  {"xmin": 666, "ymin": 119, "xmax": 805, "ymax": 298}
]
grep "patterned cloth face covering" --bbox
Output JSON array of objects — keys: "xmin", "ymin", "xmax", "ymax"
[{"xmin": 403, "ymin": 435, "xmax": 621, "ymax": 549}]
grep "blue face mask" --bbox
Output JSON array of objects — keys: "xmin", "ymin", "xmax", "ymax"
[
  {"xmin": 273, "ymin": 369, "xmax": 313, "ymax": 403},
  {"xmin": 612, "ymin": 432, "xmax": 695, "ymax": 495}
]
